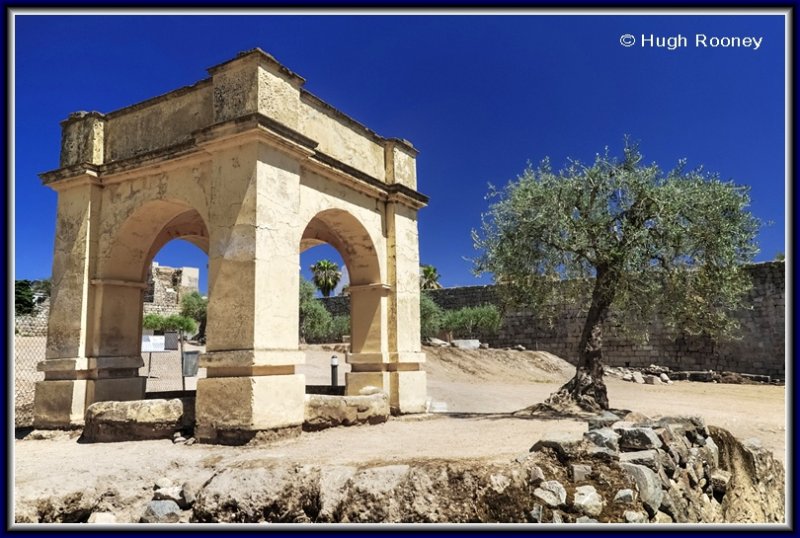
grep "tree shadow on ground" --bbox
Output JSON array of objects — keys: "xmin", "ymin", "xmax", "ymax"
[{"xmin": 434, "ymin": 406, "xmax": 634, "ymax": 423}]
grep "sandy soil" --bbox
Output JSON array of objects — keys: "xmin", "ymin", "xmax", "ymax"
[{"xmin": 13, "ymin": 345, "xmax": 786, "ymax": 520}]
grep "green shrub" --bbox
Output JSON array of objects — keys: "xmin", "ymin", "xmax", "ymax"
[
  {"xmin": 442, "ymin": 304, "xmax": 502, "ymax": 339},
  {"xmin": 300, "ymin": 298, "xmax": 333, "ymax": 343},
  {"xmin": 142, "ymin": 313, "xmax": 166, "ymax": 332},
  {"xmin": 420, "ymin": 293, "xmax": 444, "ymax": 339},
  {"xmin": 329, "ymin": 315, "xmax": 351, "ymax": 342}
]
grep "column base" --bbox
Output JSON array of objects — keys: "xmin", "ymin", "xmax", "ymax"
[
  {"xmin": 195, "ymin": 374, "xmax": 305, "ymax": 443},
  {"xmin": 32, "ymin": 377, "xmax": 146, "ymax": 429},
  {"xmin": 345, "ymin": 369, "xmax": 427, "ymax": 414}
]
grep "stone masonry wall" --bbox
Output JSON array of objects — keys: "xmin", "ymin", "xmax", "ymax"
[{"xmin": 321, "ymin": 262, "xmax": 785, "ymax": 378}]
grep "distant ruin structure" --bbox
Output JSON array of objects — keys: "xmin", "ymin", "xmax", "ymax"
[{"xmin": 33, "ymin": 49, "xmax": 428, "ymax": 441}]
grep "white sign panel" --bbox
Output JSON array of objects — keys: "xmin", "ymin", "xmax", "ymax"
[{"xmin": 141, "ymin": 335, "xmax": 165, "ymax": 352}]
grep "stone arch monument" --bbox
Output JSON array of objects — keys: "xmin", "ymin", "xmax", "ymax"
[{"xmin": 33, "ymin": 49, "xmax": 429, "ymax": 442}]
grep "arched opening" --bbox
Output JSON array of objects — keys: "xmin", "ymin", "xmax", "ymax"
[
  {"xmin": 296, "ymin": 209, "xmax": 384, "ymax": 392},
  {"xmin": 92, "ymin": 200, "xmax": 210, "ymax": 397}
]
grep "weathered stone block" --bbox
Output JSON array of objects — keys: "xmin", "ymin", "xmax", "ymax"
[
  {"xmin": 82, "ymin": 398, "xmax": 187, "ymax": 442},
  {"xmin": 304, "ymin": 393, "xmax": 389, "ymax": 431}
]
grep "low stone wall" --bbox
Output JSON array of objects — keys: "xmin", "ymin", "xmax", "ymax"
[{"xmin": 321, "ymin": 262, "xmax": 785, "ymax": 378}]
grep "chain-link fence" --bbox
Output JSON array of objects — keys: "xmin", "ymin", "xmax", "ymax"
[{"xmin": 13, "ymin": 336, "xmax": 205, "ymax": 428}]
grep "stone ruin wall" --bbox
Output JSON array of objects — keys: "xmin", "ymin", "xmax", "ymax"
[
  {"xmin": 15, "ymin": 264, "xmax": 199, "ymax": 336},
  {"xmin": 322, "ymin": 262, "xmax": 785, "ymax": 378}
]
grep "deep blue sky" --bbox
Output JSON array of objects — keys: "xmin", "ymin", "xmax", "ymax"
[{"xmin": 13, "ymin": 13, "xmax": 786, "ymax": 294}]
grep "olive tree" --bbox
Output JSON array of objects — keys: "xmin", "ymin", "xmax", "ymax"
[{"xmin": 473, "ymin": 141, "xmax": 759, "ymax": 411}]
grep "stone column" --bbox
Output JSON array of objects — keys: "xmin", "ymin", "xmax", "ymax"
[
  {"xmin": 33, "ymin": 178, "xmax": 145, "ymax": 427},
  {"xmin": 345, "ymin": 284, "xmax": 391, "ymax": 397},
  {"xmin": 344, "ymin": 140, "xmax": 427, "ymax": 414},
  {"xmin": 195, "ymin": 141, "xmax": 306, "ymax": 443},
  {"xmin": 34, "ymin": 112, "xmax": 146, "ymax": 428},
  {"xmin": 384, "ymin": 201, "xmax": 427, "ymax": 413}
]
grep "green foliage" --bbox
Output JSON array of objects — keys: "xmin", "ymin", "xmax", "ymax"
[
  {"xmin": 420, "ymin": 264, "xmax": 443, "ymax": 290},
  {"xmin": 180, "ymin": 291, "xmax": 207, "ymax": 324},
  {"xmin": 775, "ymin": 252, "xmax": 785, "ymax": 261},
  {"xmin": 419, "ymin": 293, "xmax": 444, "ymax": 338},
  {"xmin": 299, "ymin": 276, "xmax": 343, "ymax": 343},
  {"xmin": 180, "ymin": 291, "xmax": 207, "ymax": 338},
  {"xmin": 442, "ymin": 305, "xmax": 502, "ymax": 339},
  {"xmin": 300, "ymin": 299, "xmax": 332, "ymax": 342},
  {"xmin": 329, "ymin": 315, "xmax": 351, "ymax": 342},
  {"xmin": 15, "ymin": 280, "xmax": 35, "ymax": 316},
  {"xmin": 310, "ymin": 260, "xmax": 342, "ymax": 297},
  {"xmin": 163, "ymin": 314, "xmax": 197, "ymax": 335},
  {"xmin": 142, "ymin": 313, "xmax": 196, "ymax": 335},
  {"xmin": 142, "ymin": 313, "xmax": 165, "ymax": 331},
  {"xmin": 473, "ymin": 139, "xmax": 760, "ymax": 343}
]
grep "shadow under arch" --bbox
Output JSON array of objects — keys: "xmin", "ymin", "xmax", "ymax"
[
  {"xmin": 299, "ymin": 208, "xmax": 385, "ymax": 359},
  {"xmin": 91, "ymin": 198, "xmax": 209, "ymax": 358},
  {"xmin": 101, "ymin": 199, "xmax": 209, "ymax": 283},
  {"xmin": 300, "ymin": 208, "xmax": 382, "ymax": 287}
]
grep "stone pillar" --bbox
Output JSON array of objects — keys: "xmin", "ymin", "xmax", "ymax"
[
  {"xmin": 34, "ymin": 172, "xmax": 145, "ymax": 428},
  {"xmin": 195, "ymin": 141, "xmax": 306, "ymax": 443},
  {"xmin": 345, "ymin": 284, "xmax": 392, "ymax": 397},
  {"xmin": 344, "ymin": 140, "xmax": 427, "ymax": 414},
  {"xmin": 384, "ymin": 201, "xmax": 427, "ymax": 413}
]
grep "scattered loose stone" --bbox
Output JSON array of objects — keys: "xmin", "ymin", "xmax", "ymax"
[
  {"xmin": 530, "ymin": 432, "xmax": 584, "ymax": 458},
  {"xmin": 527, "ymin": 503, "xmax": 543, "ymax": 523},
  {"xmin": 654, "ymin": 511, "xmax": 674, "ymax": 523},
  {"xmin": 586, "ymin": 446, "xmax": 619, "ymax": 462},
  {"xmin": 571, "ymin": 463, "xmax": 592, "ymax": 482},
  {"xmin": 173, "ymin": 436, "xmax": 187, "ymax": 444},
  {"xmin": 533, "ymin": 480, "xmax": 567, "ymax": 508},
  {"xmin": 358, "ymin": 385, "xmax": 382, "ymax": 396},
  {"xmin": 153, "ymin": 486, "xmax": 183, "ymax": 504},
  {"xmin": 622, "ymin": 373, "xmax": 633, "ymax": 382},
  {"xmin": 660, "ymin": 373, "xmax": 671, "ymax": 383},
  {"xmin": 180, "ymin": 482, "xmax": 197, "ymax": 509},
  {"xmin": 185, "ymin": 437, "xmax": 196, "ymax": 446},
  {"xmin": 632, "ymin": 372, "xmax": 645, "ymax": 384},
  {"xmin": 514, "ymin": 344, "xmax": 526, "ymax": 351},
  {"xmin": 620, "ymin": 463, "xmax": 663, "ymax": 517},
  {"xmin": 619, "ymin": 449, "xmax": 660, "ymax": 470},
  {"xmin": 614, "ymin": 489, "xmax": 635, "ymax": 503},
  {"xmin": 154, "ymin": 478, "xmax": 173, "ymax": 490},
  {"xmin": 710, "ymin": 469, "xmax": 732, "ymax": 496},
  {"xmin": 576, "ymin": 516, "xmax": 598, "ymax": 523},
  {"xmin": 140, "ymin": 500, "xmax": 181, "ymax": 523},
  {"xmin": 87, "ymin": 512, "xmax": 117, "ymax": 524},
  {"xmin": 584, "ymin": 427, "xmax": 620, "ymax": 451},
  {"xmin": 618, "ymin": 428, "xmax": 663, "ymax": 450},
  {"xmin": 587, "ymin": 411, "xmax": 621, "ymax": 430},
  {"xmin": 644, "ymin": 375, "xmax": 662, "ymax": 385},
  {"xmin": 624, "ymin": 510, "xmax": 648, "ymax": 523},
  {"xmin": 528, "ymin": 465, "xmax": 545, "ymax": 485},
  {"xmin": 551, "ymin": 511, "xmax": 564, "ymax": 523},
  {"xmin": 573, "ymin": 485, "xmax": 604, "ymax": 516},
  {"xmin": 172, "ymin": 431, "xmax": 182, "ymax": 439}
]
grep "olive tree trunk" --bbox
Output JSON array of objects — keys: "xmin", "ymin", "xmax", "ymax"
[{"xmin": 544, "ymin": 266, "xmax": 617, "ymax": 411}]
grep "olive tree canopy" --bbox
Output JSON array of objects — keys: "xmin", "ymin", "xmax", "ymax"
[{"xmin": 473, "ymin": 141, "xmax": 759, "ymax": 411}]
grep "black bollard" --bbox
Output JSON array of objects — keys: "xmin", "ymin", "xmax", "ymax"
[{"xmin": 331, "ymin": 355, "xmax": 339, "ymax": 387}]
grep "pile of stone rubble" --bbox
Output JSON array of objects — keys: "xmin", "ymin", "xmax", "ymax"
[{"xmin": 524, "ymin": 410, "xmax": 784, "ymax": 523}]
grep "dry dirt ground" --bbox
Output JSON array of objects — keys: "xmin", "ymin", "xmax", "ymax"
[{"xmin": 13, "ymin": 345, "xmax": 786, "ymax": 522}]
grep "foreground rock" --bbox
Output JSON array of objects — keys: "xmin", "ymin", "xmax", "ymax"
[
  {"xmin": 15, "ymin": 416, "xmax": 784, "ymax": 524},
  {"xmin": 82, "ymin": 399, "xmax": 193, "ymax": 442},
  {"xmin": 303, "ymin": 393, "xmax": 389, "ymax": 431}
]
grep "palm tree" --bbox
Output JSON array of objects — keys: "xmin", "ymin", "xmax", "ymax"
[
  {"xmin": 420, "ymin": 264, "xmax": 443, "ymax": 290},
  {"xmin": 310, "ymin": 260, "xmax": 342, "ymax": 297}
]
